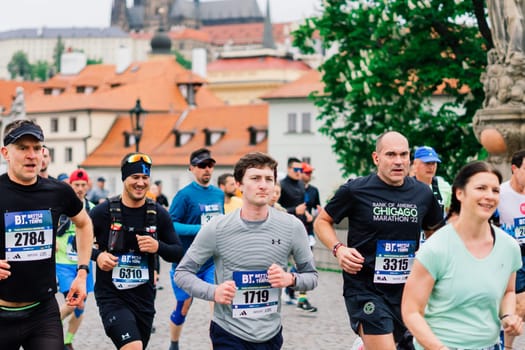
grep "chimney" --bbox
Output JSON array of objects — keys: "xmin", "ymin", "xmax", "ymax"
[
  {"xmin": 116, "ymin": 45, "xmax": 132, "ymax": 74},
  {"xmin": 192, "ymin": 48, "xmax": 207, "ymax": 78},
  {"xmin": 60, "ymin": 51, "xmax": 87, "ymax": 75}
]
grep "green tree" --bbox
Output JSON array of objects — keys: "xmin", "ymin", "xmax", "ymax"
[
  {"xmin": 31, "ymin": 60, "xmax": 50, "ymax": 81},
  {"xmin": 7, "ymin": 51, "xmax": 32, "ymax": 80},
  {"xmin": 87, "ymin": 58, "xmax": 103, "ymax": 65},
  {"xmin": 294, "ymin": 0, "xmax": 491, "ymax": 181},
  {"xmin": 173, "ymin": 50, "xmax": 191, "ymax": 70},
  {"xmin": 53, "ymin": 36, "xmax": 65, "ymax": 73}
]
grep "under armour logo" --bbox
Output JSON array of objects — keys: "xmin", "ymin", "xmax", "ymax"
[
  {"xmin": 272, "ymin": 239, "xmax": 281, "ymax": 245},
  {"xmin": 121, "ymin": 332, "xmax": 131, "ymax": 340}
]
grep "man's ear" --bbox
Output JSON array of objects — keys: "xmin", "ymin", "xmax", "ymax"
[{"xmin": 372, "ymin": 151, "xmax": 379, "ymax": 166}]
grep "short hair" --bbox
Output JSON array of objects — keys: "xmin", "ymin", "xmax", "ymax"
[
  {"xmin": 234, "ymin": 152, "xmax": 278, "ymax": 184},
  {"xmin": 217, "ymin": 173, "xmax": 233, "ymax": 187},
  {"xmin": 511, "ymin": 150, "xmax": 525, "ymax": 169},
  {"xmin": 154, "ymin": 180, "xmax": 162, "ymax": 186},
  {"xmin": 287, "ymin": 157, "xmax": 301, "ymax": 167}
]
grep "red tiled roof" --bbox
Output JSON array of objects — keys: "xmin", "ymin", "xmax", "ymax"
[
  {"xmin": 81, "ymin": 103, "xmax": 268, "ymax": 167},
  {"xmin": 195, "ymin": 86, "xmax": 225, "ymax": 107},
  {"xmin": 130, "ymin": 28, "xmax": 211, "ymax": 43},
  {"xmin": 202, "ymin": 22, "xmax": 292, "ymax": 46},
  {"xmin": 261, "ymin": 69, "xmax": 324, "ymax": 99},
  {"xmin": 208, "ymin": 56, "xmax": 311, "ymax": 71},
  {"xmin": 25, "ymin": 57, "xmax": 215, "ymax": 113},
  {"xmin": 0, "ymin": 80, "xmax": 42, "ymax": 115}
]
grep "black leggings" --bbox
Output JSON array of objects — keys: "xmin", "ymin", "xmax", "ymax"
[{"xmin": 0, "ymin": 297, "xmax": 63, "ymax": 350}]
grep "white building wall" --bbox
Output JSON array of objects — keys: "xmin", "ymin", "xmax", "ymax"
[
  {"xmin": 30, "ymin": 110, "xmax": 117, "ymax": 176},
  {"xmin": 0, "ymin": 36, "xmax": 134, "ymax": 78},
  {"xmin": 267, "ymin": 98, "xmax": 346, "ymax": 205}
]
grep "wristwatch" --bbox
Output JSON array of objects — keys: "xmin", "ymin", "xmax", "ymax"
[{"xmin": 77, "ymin": 264, "xmax": 90, "ymax": 274}]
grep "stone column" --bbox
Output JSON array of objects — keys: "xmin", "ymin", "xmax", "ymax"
[{"xmin": 473, "ymin": 50, "xmax": 525, "ymax": 180}]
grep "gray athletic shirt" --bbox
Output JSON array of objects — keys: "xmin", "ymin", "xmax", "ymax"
[{"xmin": 174, "ymin": 207, "xmax": 318, "ymax": 342}]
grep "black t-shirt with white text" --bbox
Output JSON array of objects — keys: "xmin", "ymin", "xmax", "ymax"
[{"xmin": 325, "ymin": 174, "xmax": 442, "ymax": 304}]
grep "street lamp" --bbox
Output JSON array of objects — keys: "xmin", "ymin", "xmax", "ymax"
[{"xmin": 129, "ymin": 99, "xmax": 147, "ymax": 152}]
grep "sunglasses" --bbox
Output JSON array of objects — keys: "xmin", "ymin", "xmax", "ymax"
[
  {"xmin": 125, "ymin": 154, "xmax": 152, "ymax": 165},
  {"xmin": 303, "ymin": 171, "xmax": 312, "ymax": 175},
  {"xmin": 292, "ymin": 167, "xmax": 303, "ymax": 173},
  {"xmin": 196, "ymin": 162, "xmax": 215, "ymax": 169}
]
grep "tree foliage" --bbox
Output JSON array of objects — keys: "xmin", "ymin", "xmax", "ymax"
[
  {"xmin": 7, "ymin": 51, "xmax": 32, "ymax": 80},
  {"xmin": 32, "ymin": 60, "xmax": 50, "ymax": 81},
  {"xmin": 294, "ymin": 0, "xmax": 491, "ymax": 181},
  {"xmin": 53, "ymin": 36, "xmax": 65, "ymax": 73}
]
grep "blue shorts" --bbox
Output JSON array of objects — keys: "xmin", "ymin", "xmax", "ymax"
[
  {"xmin": 170, "ymin": 264, "xmax": 214, "ymax": 301},
  {"xmin": 56, "ymin": 263, "xmax": 94, "ymax": 295}
]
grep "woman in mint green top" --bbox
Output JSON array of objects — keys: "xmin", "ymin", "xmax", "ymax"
[{"xmin": 402, "ymin": 161, "xmax": 523, "ymax": 350}]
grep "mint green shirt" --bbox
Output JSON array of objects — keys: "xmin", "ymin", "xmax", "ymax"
[{"xmin": 415, "ymin": 224, "xmax": 521, "ymax": 349}]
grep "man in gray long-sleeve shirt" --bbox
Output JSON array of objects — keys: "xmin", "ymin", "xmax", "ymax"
[{"xmin": 175, "ymin": 152, "xmax": 318, "ymax": 348}]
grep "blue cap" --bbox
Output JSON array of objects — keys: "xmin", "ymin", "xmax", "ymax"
[
  {"xmin": 57, "ymin": 173, "xmax": 69, "ymax": 181},
  {"xmin": 414, "ymin": 146, "xmax": 441, "ymax": 163}
]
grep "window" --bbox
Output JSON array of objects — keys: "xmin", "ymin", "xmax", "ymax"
[
  {"xmin": 69, "ymin": 117, "xmax": 77, "ymax": 132},
  {"xmin": 65, "ymin": 147, "xmax": 73, "ymax": 163},
  {"xmin": 48, "ymin": 148, "xmax": 55, "ymax": 163},
  {"xmin": 301, "ymin": 113, "xmax": 312, "ymax": 133},
  {"xmin": 287, "ymin": 113, "xmax": 297, "ymax": 133},
  {"xmin": 51, "ymin": 118, "xmax": 59, "ymax": 133}
]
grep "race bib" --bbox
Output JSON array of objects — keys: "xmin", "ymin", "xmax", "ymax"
[
  {"xmin": 66, "ymin": 235, "xmax": 78, "ymax": 262},
  {"xmin": 4, "ymin": 210, "xmax": 53, "ymax": 261},
  {"xmin": 513, "ymin": 217, "xmax": 525, "ymax": 244},
  {"xmin": 232, "ymin": 270, "xmax": 279, "ymax": 318},
  {"xmin": 200, "ymin": 203, "xmax": 221, "ymax": 226},
  {"xmin": 112, "ymin": 253, "xmax": 149, "ymax": 290},
  {"xmin": 374, "ymin": 240, "xmax": 416, "ymax": 284}
]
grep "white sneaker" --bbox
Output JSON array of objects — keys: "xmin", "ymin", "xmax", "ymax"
[
  {"xmin": 308, "ymin": 235, "xmax": 316, "ymax": 247},
  {"xmin": 350, "ymin": 336, "xmax": 364, "ymax": 350}
]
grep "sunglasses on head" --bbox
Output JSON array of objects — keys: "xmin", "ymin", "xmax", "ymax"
[
  {"xmin": 196, "ymin": 162, "xmax": 215, "ymax": 169},
  {"xmin": 292, "ymin": 167, "xmax": 303, "ymax": 173},
  {"xmin": 125, "ymin": 154, "xmax": 152, "ymax": 165}
]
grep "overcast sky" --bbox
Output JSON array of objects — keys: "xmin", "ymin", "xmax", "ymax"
[{"xmin": 0, "ymin": 0, "xmax": 322, "ymax": 32}]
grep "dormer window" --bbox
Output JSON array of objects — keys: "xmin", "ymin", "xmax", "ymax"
[
  {"xmin": 248, "ymin": 126, "xmax": 267, "ymax": 145},
  {"xmin": 173, "ymin": 129, "xmax": 195, "ymax": 147},
  {"xmin": 203, "ymin": 128, "xmax": 225, "ymax": 146},
  {"xmin": 75, "ymin": 86, "xmax": 96, "ymax": 94},
  {"xmin": 178, "ymin": 83, "xmax": 198, "ymax": 106},
  {"xmin": 43, "ymin": 87, "xmax": 64, "ymax": 95}
]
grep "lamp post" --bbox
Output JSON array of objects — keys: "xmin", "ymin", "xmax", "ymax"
[{"xmin": 129, "ymin": 99, "xmax": 147, "ymax": 152}]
